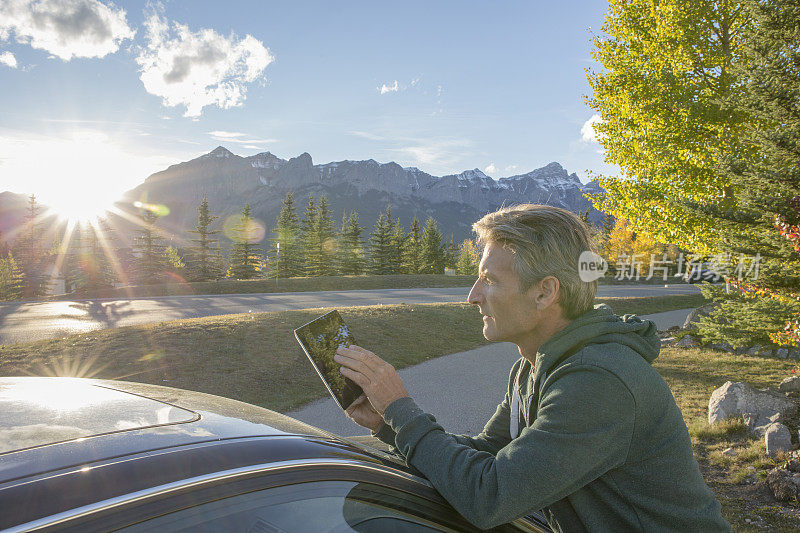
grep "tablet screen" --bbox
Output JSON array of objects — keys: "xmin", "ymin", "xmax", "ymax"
[{"xmin": 294, "ymin": 310, "xmax": 363, "ymax": 410}]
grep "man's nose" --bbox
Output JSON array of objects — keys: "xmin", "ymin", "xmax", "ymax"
[{"xmin": 467, "ymin": 278, "xmax": 481, "ymax": 305}]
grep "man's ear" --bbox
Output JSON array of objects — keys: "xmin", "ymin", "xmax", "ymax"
[{"xmin": 532, "ymin": 276, "xmax": 560, "ymax": 310}]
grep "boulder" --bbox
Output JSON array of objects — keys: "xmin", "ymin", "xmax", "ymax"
[
  {"xmin": 767, "ymin": 468, "xmax": 798, "ymax": 502},
  {"xmin": 746, "ymin": 345, "xmax": 761, "ymax": 356},
  {"xmin": 683, "ymin": 303, "xmax": 719, "ymax": 330},
  {"xmin": 777, "ymin": 348, "xmax": 789, "ymax": 359},
  {"xmin": 710, "ymin": 342, "xmax": 735, "ymax": 353},
  {"xmin": 765, "ymin": 423, "xmax": 793, "ymax": 457},
  {"xmin": 779, "ymin": 376, "xmax": 800, "ymax": 393},
  {"xmin": 708, "ymin": 381, "xmax": 797, "ymax": 434},
  {"xmin": 677, "ymin": 335, "xmax": 699, "ymax": 348}
]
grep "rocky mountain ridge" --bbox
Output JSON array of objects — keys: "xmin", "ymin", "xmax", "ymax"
[{"xmin": 0, "ymin": 147, "xmax": 604, "ymax": 247}]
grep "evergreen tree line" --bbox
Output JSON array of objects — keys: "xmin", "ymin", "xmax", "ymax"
[{"xmin": 0, "ymin": 192, "xmax": 481, "ymax": 299}]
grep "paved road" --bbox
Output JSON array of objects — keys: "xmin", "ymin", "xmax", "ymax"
[
  {"xmin": 0, "ymin": 284, "xmax": 701, "ymax": 345},
  {"xmin": 288, "ymin": 308, "xmax": 694, "ymax": 437}
]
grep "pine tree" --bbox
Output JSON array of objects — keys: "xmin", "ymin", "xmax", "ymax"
[
  {"xmin": 69, "ymin": 220, "xmax": 117, "ymax": 294},
  {"xmin": 368, "ymin": 209, "xmax": 393, "ymax": 274},
  {"xmin": 456, "ymin": 239, "xmax": 479, "ymax": 276},
  {"xmin": 696, "ymin": 0, "xmax": 800, "ymax": 347},
  {"xmin": 229, "ymin": 203, "xmax": 262, "ymax": 280},
  {"xmin": 186, "ymin": 197, "xmax": 223, "ymax": 281},
  {"xmin": 420, "ymin": 217, "xmax": 445, "ymax": 274},
  {"xmin": 300, "ymin": 193, "xmax": 319, "ymax": 276},
  {"xmin": 401, "ymin": 217, "xmax": 423, "ymax": 274},
  {"xmin": 312, "ymin": 195, "xmax": 335, "ymax": 276},
  {"xmin": 271, "ymin": 192, "xmax": 304, "ymax": 278},
  {"xmin": 12, "ymin": 194, "xmax": 49, "ymax": 297},
  {"xmin": 389, "ymin": 219, "xmax": 406, "ymax": 274},
  {"xmin": 0, "ymin": 252, "xmax": 24, "ymax": 300},
  {"xmin": 132, "ymin": 209, "xmax": 170, "ymax": 285},
  {"xmin": 444, "ymin": 235, "xmax": 458, "ymax": 270},
  {"xmin": 337, "ymin": 211, "xmax": 366, "ymax": 275}
]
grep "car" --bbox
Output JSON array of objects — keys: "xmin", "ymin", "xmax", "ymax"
[
  {"xmin": 683, "ymin": 263, "xmax": 722, "ymax": 284},
  {"xmin": 0, "ymin": 376, "xmax": 552, "ymax": 532}
]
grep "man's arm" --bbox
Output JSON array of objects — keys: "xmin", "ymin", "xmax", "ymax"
[
  {"xmin": 341, "ymin": 348, "xmax": 520, "ymax": 455},
  {"xmin": 382, "ymin": 364, "xmax": 635, "ymax": 530}
]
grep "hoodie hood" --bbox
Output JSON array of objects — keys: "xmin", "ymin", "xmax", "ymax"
[{"xmin": 534, "ymin": 304, "xmax": 661, "ymax": 380}]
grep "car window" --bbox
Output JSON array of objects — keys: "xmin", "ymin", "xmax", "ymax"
[{"xmin": 119, "ymin": 480, "xmax": 469, "ymax": 532}]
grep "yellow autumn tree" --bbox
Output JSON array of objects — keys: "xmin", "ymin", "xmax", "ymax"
[{"xmin": 605, "ymin": 217, "xmax": 671, "ymax": 279}]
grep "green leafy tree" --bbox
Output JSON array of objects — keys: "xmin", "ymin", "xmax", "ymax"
[
  {"xmin": 401, "ymin": 217, "xmax": 423, "ymax": 274},
  {"xmin": 186, "ymin": 197, "xmax": 223, "ymax": 281},
  {"xmin": 337, "ymin": 211, "xmax": 366, "ymax": 275},
  {"xmin": 420, "ymin": 217, "xmax": 445, "ymax": 274},
  {"xmin": 586, "ymin": 0, "xmax": 750, "ymax": 252},
  {"xmin": 368, "ymin": 208, "xmax": 394, "ymax": 274},
  {"xmin": 0, "ymin": 252, "xmax": 24, "ymax": 300},
  {"xmin": 300, "ymin": 193, "xmax": 319, "ymax": 276},
  {"xmin": 271, "ymin": 192, "xmax": 304, "ymax": 278},
  {"xmin": 456, "ymin": 239, "xmax": 479, "ymax": 276},
  {"xmin": 229, "ymin": 203, "xmax": 263, "ymax": 280},
  {"xmin": 132, "ymin": 209, "xmax": 170, "ymax": 285}
]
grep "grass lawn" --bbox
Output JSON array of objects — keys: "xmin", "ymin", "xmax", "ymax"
[{"xmin": 3, "ymin": 292, "xmax": 791, "ymax": 529}]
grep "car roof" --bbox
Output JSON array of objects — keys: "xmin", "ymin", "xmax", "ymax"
[{"xmin": 0, "ymin": 376, "xmax": 357, "ymax": 484}]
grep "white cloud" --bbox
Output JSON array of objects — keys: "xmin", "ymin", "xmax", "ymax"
[
  {"xmin": 505, "ymin": 165, "xmax": 518, "ymax": 173},
  {"xmin": 484, "ymin": 163, "xmax": 497, "ymax": 175},
  {"xmin": 581, "ymin": 114, "xmax": 602, "ymax": 143},
  {"xmin": 0, "ymin": 0, "xmax": 134, "ymax": 61},
  {"xmin": 349, "ymin": 130, "xmax": 384, "ymax": 141},
  {"xmin": 0, "ymin": 51, "xmax": 17, "ymax": 68},
  {"xmin": 390, "ymin": 138, "xmax": 472, "ymax": 173},
  {"xmin": 410, "ymin": 77, "xmax": 420, "ymax": 87},
  {"xmin": 379, "ymin": 80, "xmax": 399, "ymax": 94},
  {"xmin": 136, "ymin": 12, "xmax": 273, "ymax": 118},
  {"xmin": 207, "ymin": 130, "xmax": 276, "ymax": 144}
]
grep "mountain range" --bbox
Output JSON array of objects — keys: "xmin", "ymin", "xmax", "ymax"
[{"xmin": 0, "ymin": 147, "xmax": 604, "ymax": 248}]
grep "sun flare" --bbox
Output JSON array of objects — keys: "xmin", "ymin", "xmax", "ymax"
[{"xmin": 0, "ymin": 131, "xmax": 171, "ymax": 223}]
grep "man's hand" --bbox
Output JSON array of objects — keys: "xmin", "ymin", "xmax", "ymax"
[
  {"xmin": 344, "ymin": 394, "xmax": 383, "ymax": 432},
  {"xmin": 335, "ymin": 345, "xmax": 409, "ymax": 415}
]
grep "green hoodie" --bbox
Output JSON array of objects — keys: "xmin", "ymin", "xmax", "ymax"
[{"xmin": 374, "ymin": 305, "xmax": 730, "ymax": 532}]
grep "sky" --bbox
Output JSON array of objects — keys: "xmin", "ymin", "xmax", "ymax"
[{"xmin": 0, "ymin": 0, "xmax": 614, "ymax": 216}]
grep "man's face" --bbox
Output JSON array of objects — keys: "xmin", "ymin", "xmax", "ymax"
[{"xmin": 467, "ymin": 242, "xmax": 541, "ymax": 345}]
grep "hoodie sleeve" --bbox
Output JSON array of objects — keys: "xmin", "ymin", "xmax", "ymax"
[
  {"xmin": 374, "ymin": 359, "xmax": 520, "ymax": 454},
  {"xmin": 382, "ymin": 363, "xmax": 635, "ymax": 530}
]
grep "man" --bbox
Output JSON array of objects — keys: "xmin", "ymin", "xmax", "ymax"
[{"xmin": 335, "ymin": 204, "xmax": 729, "ymax": 532}]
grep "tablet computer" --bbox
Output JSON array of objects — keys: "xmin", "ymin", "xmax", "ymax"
[{"xmin": 294, "ymin": 310, "xmax": 363, "ymax": 410}]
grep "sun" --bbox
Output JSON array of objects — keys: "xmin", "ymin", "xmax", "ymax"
[{"xmin": 46, "ymin": 190, "xmax": 117, "ymax": 223}]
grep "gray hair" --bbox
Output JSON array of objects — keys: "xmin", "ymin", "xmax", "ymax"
[{"xmin": 472, "ymin": 204, "xmax": 597, "ymax": 319}]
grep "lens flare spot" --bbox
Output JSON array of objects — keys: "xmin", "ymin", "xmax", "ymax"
[
  {"xmin": 139, "ymin": 351, "xmax": 164, "ymax": 362},
  {"xmin": 223, "ymin": 215, "xmax": 266, "ymax": 243},
  {"xmin": 133, "ymin": 201, "xmax": 170, "ymax": 217}
]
